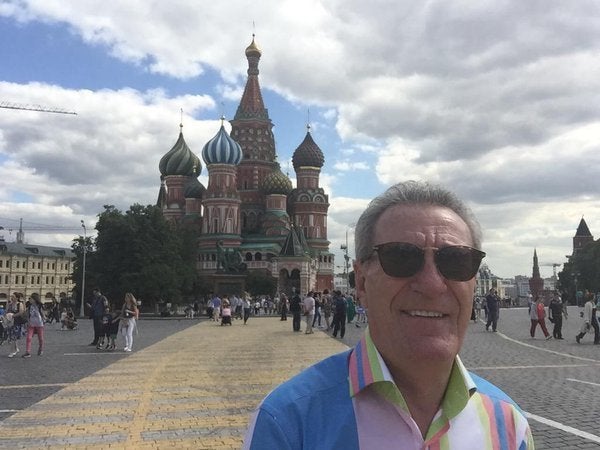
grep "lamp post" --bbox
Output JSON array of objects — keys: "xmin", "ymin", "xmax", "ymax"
[
  {"xmin": 79, "ymin": 220, "xmax": 86, "ymax": 318},
  {"xmin": 340, "ymin": 229, "xmax": 350, "ymax": 294}
]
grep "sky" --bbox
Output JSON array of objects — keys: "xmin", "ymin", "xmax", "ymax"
[{"xmin": 0, "ymin": 1, "xmax": 599, "ymax": 279}]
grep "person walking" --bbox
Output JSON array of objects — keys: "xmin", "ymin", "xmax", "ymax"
[
  {"xmin": 332, "ymin": 290, "xmax": 347, "ymax": 339},
  {"xmin": 6, "ymin": 294, "xmax": 25, "ymax": 358},
  {"xmin": 289, "ymin": 291, "xmax": 302, "ymax": 332},
  {"xmin": 87, "ymin": 288, "xmax": 108, "ymax": 346},
  {"xmin": 530, "ymin": 296, "xmax": 551, "ymax": 340},
  {"xmin": 303, "ymin": 292, "xmax": 315, "ymax": 334},
  {"xmin": 279, "ymin": 293, "xmax": 288, "ymax": 321},
  {"xmin": 321, "ymin": 289, "xmax": 332, "ymax": 331},
  {"xmin": 120, "ymin": 292, "xmax": 139, "ymax": 352},
  {"xmin": 548, "ymin": 292, "xmax": 567, "ymax": 339},
  {"xmin": 484, "ymin": 288, "xmax": 500, "ymax": 332},
  {"xmin": 311, "ymin": 293, "xmax": 322, "ymax": 328},
  {"xmin": 576, "ymin": 294, "xmax": 599, "ymax": 344},
  {"xmin": 242, "ymin": 294, "xmax": 252, "ymax": 325},
  {"xmin": 22, "ymin": 293, "xmax": 45, "ymax": 358}
]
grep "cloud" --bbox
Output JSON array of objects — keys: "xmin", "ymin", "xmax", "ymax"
[{"xmin": 1, "ymin": 1, "xmax": 600, "ymax": 279}]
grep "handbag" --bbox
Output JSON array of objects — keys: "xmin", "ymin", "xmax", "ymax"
[{"xmin": 13, "ymin": 314, "xmax": 27, "ymax": 327}]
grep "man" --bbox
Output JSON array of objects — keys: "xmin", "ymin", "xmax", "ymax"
[
  {"xmin": 576, "ymin": 293, "xmax": 599, "ymax": 344},
  {"xmin": 485, "ymin": 288, "xmax": 500, "ymax": 332},
  {"xmin": 548, "ymin": 292, "xmax": 566, "ymax": 339},
  {"xmin": 87, "ymin": 288, "xmax": 108, "ymax": 346},
  {"xmin": 302, "ymin": 291, "xmax": 315, "ymax": 334},
  {"xmin": 331, "ymin": 290, "xmax": 347, "ymax": 338},
  {"xmin": 289, "ymin": 291, "xmax": 302, "ymax": 332},
  {"xmin": 243, "ymin": 181, "xmax": 533, "ymax": 449}
]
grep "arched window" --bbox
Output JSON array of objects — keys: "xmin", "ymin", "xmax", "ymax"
[
  {"xmin": 245, "ymin": 252, "xmax": 253, "ymax": 261},
  {"xmin": 255, "ymin": 252, "xmax": 262, "ymax": 261}
]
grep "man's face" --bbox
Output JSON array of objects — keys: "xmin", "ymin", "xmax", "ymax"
[{"xmin": 354, "ymin": 204, "xmax": 477, "ymax": 370}]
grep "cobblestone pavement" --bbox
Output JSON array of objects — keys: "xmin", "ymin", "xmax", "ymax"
[{"xmin": 1, "ymin": 307, "xmax": 599, "ymax": 449}]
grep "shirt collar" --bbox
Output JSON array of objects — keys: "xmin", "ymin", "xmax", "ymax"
[{"xmin": 348, "ymin": 327, "xmax": 476, "ymax": 418}]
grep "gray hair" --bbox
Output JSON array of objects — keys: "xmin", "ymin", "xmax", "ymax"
[{"xmin": 355, "ymin": 180, "xmax": 483, "ymax": 262}]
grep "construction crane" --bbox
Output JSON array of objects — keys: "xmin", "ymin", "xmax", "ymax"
[
  {"xmin": 0, "ymin": 101, "xmax": 76, "ymax": 115},
  {"xmin": 541, "ymin": 263, "xmax": 562, "ymax": 278}
]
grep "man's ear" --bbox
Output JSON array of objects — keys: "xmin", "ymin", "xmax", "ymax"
[{"xmin": 354, "ymin": 261, "xmax": 369, "ymax": 308}]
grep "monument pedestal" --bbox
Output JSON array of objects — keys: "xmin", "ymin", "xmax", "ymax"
[{"xmin": 211, "ymin": 273, "xmax": 246, "ymax": 295}]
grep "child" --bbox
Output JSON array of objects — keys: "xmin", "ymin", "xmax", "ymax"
[
  {"xmin": 97, "ymin": 306, "xmax": 113, "ymax": 349},
  {"xmin": 107, "ymin": 310, "xmax": 120, "ymax": 350}
]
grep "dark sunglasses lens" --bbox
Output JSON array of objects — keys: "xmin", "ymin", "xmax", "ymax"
[
  {"xmin": 436, "ymin": 247, "xmax": 484, "ymax": 281},
  {"xmin": 377, "ymin": 243, "xmax": 424, "ymax": 278}
]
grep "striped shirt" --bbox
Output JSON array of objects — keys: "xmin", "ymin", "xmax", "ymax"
[{"xmin": 349, "ymin": 330, "xmax": 534, "ymax": 450}]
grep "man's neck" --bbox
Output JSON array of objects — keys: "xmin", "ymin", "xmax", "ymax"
[{"xmin": 389, "ymin": 358, "xmax": 454, "ymax": 437}]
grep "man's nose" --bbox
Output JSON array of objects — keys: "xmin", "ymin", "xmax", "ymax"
[{"xmin": 411, "ymin": 252, "xmax": 448, "ymax": 296}]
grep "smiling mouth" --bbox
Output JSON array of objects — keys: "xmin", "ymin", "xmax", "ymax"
[{"xmin": 405, "ymin": 310, "xmax": 445, "ymax": 318}]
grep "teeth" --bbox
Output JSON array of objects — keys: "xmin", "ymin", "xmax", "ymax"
[{"xmin": 407, "ymin": 310, "xmax": 443, "ymax": 318}]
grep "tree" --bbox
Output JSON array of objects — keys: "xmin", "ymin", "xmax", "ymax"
[
  {"xmin": 87, "ymin": 204, "xmax": 198, "ymax": 308},
  {"xmin": 558, "ymin": 240, "xmax": 600, "ymax": 304}
]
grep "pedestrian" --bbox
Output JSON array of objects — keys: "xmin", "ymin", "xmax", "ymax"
[
  {"xmin": 22, "ymin": 293, "xmax": 45, "ymax": 358},
  {"xmin": 289, "ymin": 291, "xmax": 302, "ymax": 332},
  {"xmin": 242, "ymin": 294, "xmax": 252, "ymax": 325},
  {"xmin": 193, "ymin": 300, "xmax": 200, "ymax": 319},
  {"xmin": 576, "ymin": 293, "xmax": 599, "ymax": 344},
  {"xmin": 311, "ymin": 293, "xmax": 322, "ymax": 328},
  {"xmin": 484, "ymin": 288, "xmax": 500, "ymax": 332},
  {"xmin": 97, "ymin": 305, "xmax": 113, "ymax": 349},
  {"xmin": 279, "ymin": 293, "xmax": 288, "ymax": 321},
  {"xmin": 243, "ymin": 180, "xmax": 532, "ymax": 449},
  {"xmin": 120, "ymin": 292, "xmax": 139, "ymax": 352},
  {"xmin": 346, "ymin": 294, "xmax": 356, "ymax": 324},
  {"xmin": 303, "ymin": 292, "xmax": 315, "ymax": 334},
  {"xmin": 5, "ymin": 294, "xmax": 25, "ymax": 358},
  {"xmin": 321, "ymin": 289, "xmax": 332, "ymax": 330},
  {"xmin": 87, "ymin": 288, "xmax": 108, "ymax": 346},
  {"xmin": 210, "ymin": 294, "xmax": 221, "ymax": 321},
  {"xmin": 548, "ymin": 292, "xmax": 567, "ymax": 339},
  {"xmin": 530, "ymin": 296, "xmax": 551, "ymax": 340},
  {"xmin": 331, "ymin": 290, "xmax": 347, "ymax": 338}
]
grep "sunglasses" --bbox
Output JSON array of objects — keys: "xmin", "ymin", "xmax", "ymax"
[{"xmin": 371, "ymin": 242, "xmax": 486, "ymax": 281}]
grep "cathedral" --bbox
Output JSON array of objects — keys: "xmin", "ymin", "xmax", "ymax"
[{"xmin": 157, "ymin": 36, "xmax": 334, "ymax": 296}]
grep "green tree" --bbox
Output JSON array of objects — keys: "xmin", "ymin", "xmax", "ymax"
[
  {"xmin": 88, "ymin": 204, "xmax": 198, "ymax": 308},
  {"xmin": 558, "ymin": 240, "xmax": 600, "ymax": 304},
  {"xmin": 71, "ymin": 234, "xmax": 96, "ymax": 314}
]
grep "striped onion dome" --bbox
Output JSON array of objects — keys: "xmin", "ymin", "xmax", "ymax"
[
  {"xmin": 261, "ymin": 163, "xmax": 292, "ymax": 195},
  {"xmin": 202, "ymin": 124, "xmax": 242, "ymax": 166},
  {"xmin": 159, "ymin": 129, "xmax": 201, "ymax": 177}
]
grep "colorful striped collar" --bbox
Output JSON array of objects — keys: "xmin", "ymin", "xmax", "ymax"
[{"xmin": 348, "ymin": 328, "xmax": 476, "ymax": 419}]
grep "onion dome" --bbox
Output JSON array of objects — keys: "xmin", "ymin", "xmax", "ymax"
[
  {"xmin": 292, "ymin": 126, "xmax": 324, "ymax": 170},
  {"xmin": 159, "ymin": 126, "xmax": 201, "ymax": 177},
  {"xmin": 261, "ymin": 163, "xmax": 293, "ymax": 195},
  {"xmin": 184, "ymin": 178, "xmax": 206, "ymax": 199},
  {"xmin": 245, "ymin": 34, "xmax": 262, "ymax": 58},
  {"xmin": 202, "ymin": 122, "xmax": 243, "ymax": 165}
]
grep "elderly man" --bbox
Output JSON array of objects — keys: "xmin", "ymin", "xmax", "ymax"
[{"xmin": 243, "ymin": 181, "xmax": 533, "ymax": 449}]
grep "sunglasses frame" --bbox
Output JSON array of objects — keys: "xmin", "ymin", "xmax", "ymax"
[{"xmin": 371, "ymin": 242, "xmax": 486, "ymax": 282}]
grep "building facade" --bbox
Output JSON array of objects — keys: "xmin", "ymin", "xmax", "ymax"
[
  {"xmin": 0, "ymin": 237, "xmax": 75, "ymax": 305},
  {"xmin": 157, "ymin": 37, "xmax": 334, "ymax": 296}
]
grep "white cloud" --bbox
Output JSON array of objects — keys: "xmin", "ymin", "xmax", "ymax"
[{"xmin": 1, "ymin": 1, "xmax": 599, "ymax": 280}]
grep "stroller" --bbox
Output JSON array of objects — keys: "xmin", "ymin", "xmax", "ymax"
[{"xmin": 61, "ymin": 309, "xmax": 78, "ymax": 330}]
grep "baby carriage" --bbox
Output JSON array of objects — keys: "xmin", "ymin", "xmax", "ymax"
[{"xmin": 61, "ymin": 309, "xmax": 78, "ymax": 330}]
